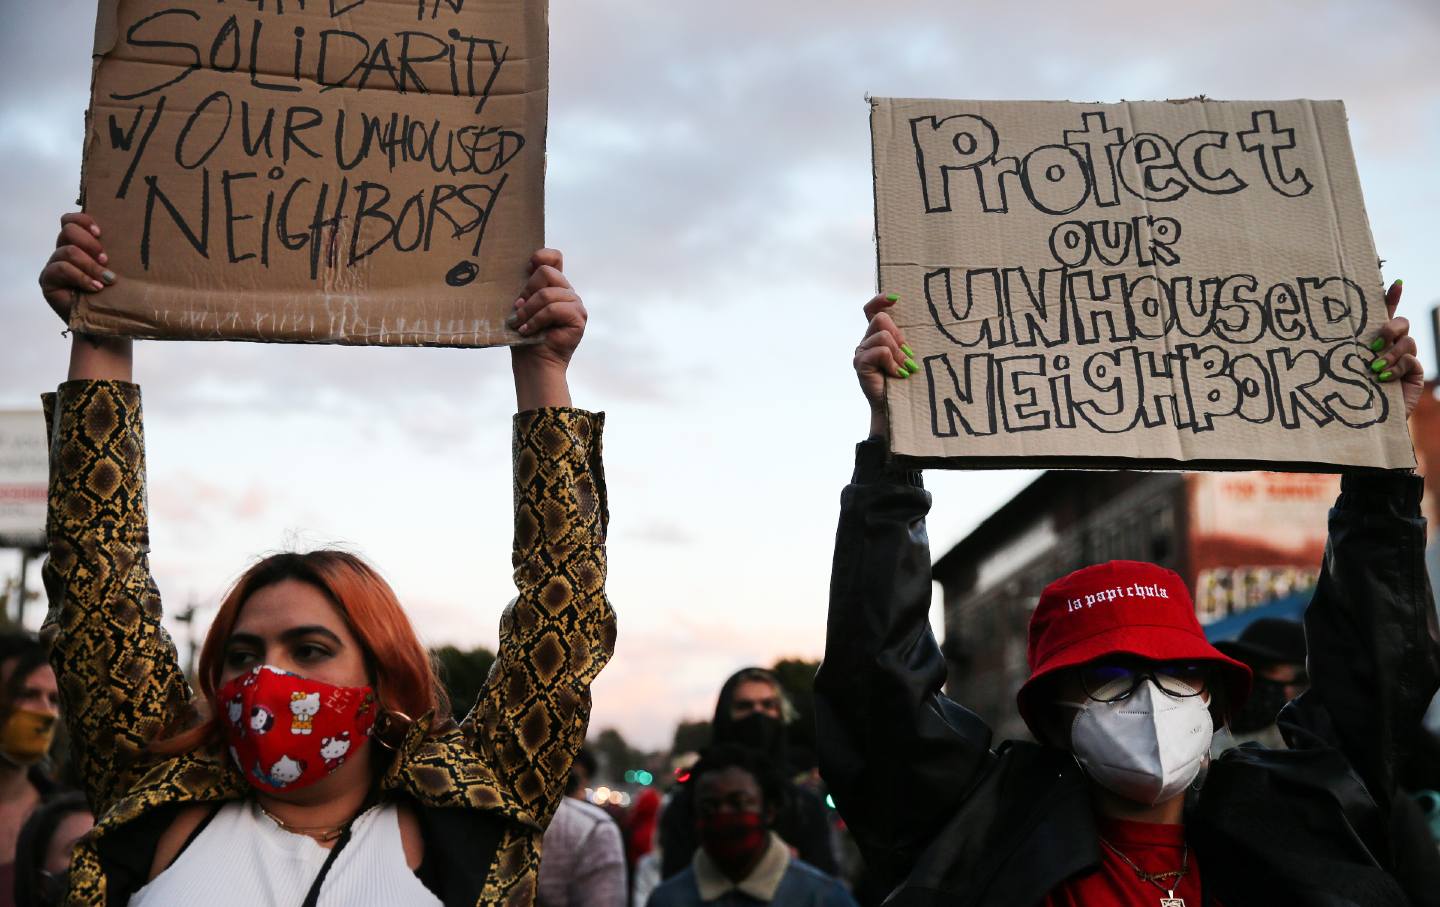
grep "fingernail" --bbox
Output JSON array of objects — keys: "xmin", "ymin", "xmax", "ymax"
[
  {"xmin": 89, "ymin": 225, "xmax": 100, "ymax": 237},
  {"xmin": 1371, "ymin": 358, "xmax": 1386, "ymax": 373},
  {"xmin": 101, "ymin": 270, "xmax": 116, "ymax": 285},
  {"xmin": 1380, "ymin": 370, "xmax": 1394, "ymax": 382},
  {"xmin": 1369, "ymin": 338, "xmax": 1385, "ymax": 352},
  {"xmin": 901, "ymin": 344, "xmax": 914, "ymax": 357},
  {"xmin": 1395, "ymin": 279, "xmax": 1404, "ymax": 287},
  {"xmin": 514, "ymin": 297, "xmax": 524, "ymax": 309},
  {"xmin": 505, "ymin": 313, "xmax": 520, "ymax": 328},
  {"xmin": 98, "ymin": 252, "xmax": 108, "ymax": 265},
  {"xmin": 904, "ymin": 357, "xmax": 918, "ymax": 372},
  {"xmin": 894, "ymin": 366, "xmax": 906, "ymax": 378},
  {"xmin": 885, "ymin": 293, "xmax": 899, "ymax": 302},
  {"xmin": 90, "ymin": 279, "xmax": 103, "ymax": 291},
  {"xmin": 517, "ymin": 322, "xmax": 531, "ymax": 335}
]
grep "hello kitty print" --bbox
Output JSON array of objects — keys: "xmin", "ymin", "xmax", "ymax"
[{"xmin": 216, "ymin": 665, "xmax": 378, "ymax": 794}]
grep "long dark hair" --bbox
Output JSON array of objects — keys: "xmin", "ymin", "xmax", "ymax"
[{"xmin": 14, "ymin": 792, "xmax": 90, "ymax": 907}]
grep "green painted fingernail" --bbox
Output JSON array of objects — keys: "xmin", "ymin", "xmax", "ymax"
[
  {"xmin": 1395, "ymin": 279, "xmax": 1404, "ymax": 286},
  {"xmin": 101, "ymin": 270, "xmax": 116, "ymax": 285},
  {"xmin": 885, "ymin": 293, "xmax": 899, "ymax": 302},
  {"xmin": 901, "ymin": 344, "xmax": 914, "ymax": 357},
  {"xmin": 1369, "ymin": 338, "xmax": 1385, "ymax": 352},
  {"xmin": 904, "ymin": 358, "xmax": 917, "ymax": 372},
  {"xmin": 1380, "ymin": 370, "xmax": 1394, "ymax": 382},
  {"xmin": 1371, "ymin": 358, "xmax": 1387, "ymax": 373}
]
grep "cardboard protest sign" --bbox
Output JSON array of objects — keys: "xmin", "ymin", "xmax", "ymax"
[
  {"xmin": 872, "ymin": 98, "xmax": 1413, "ymax": 471},
  {"xmin": 72, "ymin": 0, "xmax": 546, "ymax": 346}
]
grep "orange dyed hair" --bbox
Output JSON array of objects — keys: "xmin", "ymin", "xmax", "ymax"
[{"xmin": 156, "ymin": 550, "xmax": 449, "ymax": 755}]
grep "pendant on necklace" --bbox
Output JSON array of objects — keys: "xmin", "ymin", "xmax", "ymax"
[{"xmin": 1161, "ymin": 894, "xmax": 1185, "ymax": 907}]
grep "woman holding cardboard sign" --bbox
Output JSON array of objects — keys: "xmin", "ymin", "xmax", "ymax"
[
  {"xmin": 36, "ymin": 211, "xmax": 614, "ymax": 906},
  {"xmin": 819, "ymin": 284, "xmax": 1439, "ymax": 905}
]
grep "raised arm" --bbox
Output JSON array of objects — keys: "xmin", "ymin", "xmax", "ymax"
[
  {"xmin": 814, "ymin": 294, "xmax": 997, "ymax": 888},
  {"xmin": 463, "ymin": 250, "xmax": 616, "ymax": 832},
  {"xmin": 1280, "ymin": 282, "xmax": 1438, "ymax": 808},
  {"xmin": 38, "ymin": 213, "xmax": 192, "ymax": 816}
]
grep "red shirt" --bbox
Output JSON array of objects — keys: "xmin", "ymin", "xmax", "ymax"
[{"xmin": 1043, "ymin": 817, "xmax": 1209, "ymax": 906}]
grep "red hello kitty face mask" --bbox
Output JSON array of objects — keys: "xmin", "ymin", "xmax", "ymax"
[{"xmin": 217, "ymin": 665, "xmax": 378, "ymax": 795}]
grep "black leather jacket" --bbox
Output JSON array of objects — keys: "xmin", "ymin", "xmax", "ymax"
[{"xmin": 816, "ymin": 440, "xmax": 1440, "ymax": 907}]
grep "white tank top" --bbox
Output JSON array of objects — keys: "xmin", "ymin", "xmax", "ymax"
[{"xmin": 131, "ymin": 800, "xmax": 443, "ymax": 907}]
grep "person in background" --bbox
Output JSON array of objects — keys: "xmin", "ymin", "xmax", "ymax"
[
  {"xmin": 645, "ymin": 745, "xmax": 857, "ymax": 907},
  {"xmin": 0, "ymin": 634, "xmax": 60, "ymax": 907},
  {"xmin": 571, "ymin": 748, "xmax": 599, "ymax": 800},
  {"xmin": 1213, "ymin": 617, "xmax": 1308, "ymax": 749},
  {"xmin": 659, "ymin": 669, "xmax": 837, "ymax": 879},
  {"xmin": 12, "ymin": 793, "xmax": 91, "ymax": 907},
  {"xmin": 1217, "ymin": 618, "xmax": 1440, "ymax": 893},
  {"xmin": 538, "ymin": 750, "xmax": 627, "ymax": 907},
  {"xmin": 626, "ymin": 787, "xmax": 661, "ymax": 875}
]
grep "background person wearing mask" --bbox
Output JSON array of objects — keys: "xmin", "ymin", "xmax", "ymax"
[
  {"xmin": 659, "ymin": 669, "xmax": 838, "ymax": 879},
  {"xmin": 1213, "ymin": 618, "xmax": 1309, "ymax": 750},
  {"xmin": 646, "ymin": 745, "xmax": 856, "ymax": 907},
  {"xmin": 817, "ymin": 286, "xmax": 1438, "ymax": 906},
  {"xmin": 1217, "ymin": 619, "xmax": 1440, "ymax": 895},
  {"xmin": 12, "ymin": 793, "xmax": 91, "ymax": 907},
  {"xmin": 0, "ymin": 634, "xmax": 60, "ymax": 907}
]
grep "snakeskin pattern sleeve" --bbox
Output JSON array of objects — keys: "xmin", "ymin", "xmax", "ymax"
[
  {"xmin": 40, "ymin": 381, "xmax": 192, "ymax": 817},
  {"xmin": 467, "ymin": 408, "xmax": 615, "ymax": 832}
]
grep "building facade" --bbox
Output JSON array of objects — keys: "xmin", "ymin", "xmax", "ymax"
[{"xmin": 932, "ymin": 470, "xmax": 1337, "ymax": 741}]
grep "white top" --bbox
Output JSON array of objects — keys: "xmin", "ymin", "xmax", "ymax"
[{"xmin": 131, "ymin": 800, "xmax": 443, "ymax": 907}]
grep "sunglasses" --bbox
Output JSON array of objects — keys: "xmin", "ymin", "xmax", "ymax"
[{"xmin": 1078, "ymin": 660, "xmax": 1212, "ymax": 703}]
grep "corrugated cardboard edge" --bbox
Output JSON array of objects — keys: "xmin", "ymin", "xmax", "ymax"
[
  {"xmin": 868, "ymin": 95, "xmax": 896, "ymax": 443},
  {"xmin": 78, "ymin": 0, "xmax": 120, "ymax": 207},
  {"xmin": 890, "ymin": 453, "xmax": 1404, "ymax": 475}
]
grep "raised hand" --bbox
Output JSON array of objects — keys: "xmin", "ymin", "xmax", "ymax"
[
  {"xmin": 510, "ymin": 249, "xmax": 586, "ymax": 410},
  {"xmin": 38, "ymin": 212, "xmax": 131, "ymax": 382},
  {"xmin": 854, "ymin": 293, "xmax": 915, "ymax": 439},
  {"xmin": 40, "ymin": 213, "xmax": 113, "ymax": 324},
  {"xmin": 1369, "ymin": 280, "xmax": 1423, "ymax": 417}
]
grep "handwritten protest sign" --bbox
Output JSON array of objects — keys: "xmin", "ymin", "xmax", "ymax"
[
  {"xmin": 72, "ymin": 0, "xmax": 545, "ymax": 346},
  {"xmin": 872, "ymin": 98, "xmax": 1413, "ymax": 471}
]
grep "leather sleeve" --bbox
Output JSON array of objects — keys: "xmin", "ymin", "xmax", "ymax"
[
  {"xmin": 464, "ymin": 408, "xmax": 616, "ymax": 833},
  {"xmin": 40, "ymin": 381, "xmax": 192, "ymax": 818},
  {"xmin": 814, "ymin": 439, "xmax": 997, "ymax": 887},
  {"xmin": 1282, "ymin": 472, "xmax": 1440, "ymax": 820}
]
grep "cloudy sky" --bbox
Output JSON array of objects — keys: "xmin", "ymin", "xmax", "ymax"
[{"xmin": 2, "ymin": 0, "xmax": 1438, "ymax": 749}]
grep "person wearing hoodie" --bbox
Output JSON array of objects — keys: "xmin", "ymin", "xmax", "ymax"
[{"xmin": 658, "ymin": 669, "xmax": 838, "ymax": 879}]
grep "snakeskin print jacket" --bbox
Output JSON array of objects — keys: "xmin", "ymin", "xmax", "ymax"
[{"xmin": 41, "ymin": 380, "xmax": 616, "ymax": 906}]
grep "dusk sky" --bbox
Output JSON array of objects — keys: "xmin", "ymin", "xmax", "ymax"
[{"xmin": 2, "ymin": 0, "xmax": 1438, "ymax": 749}]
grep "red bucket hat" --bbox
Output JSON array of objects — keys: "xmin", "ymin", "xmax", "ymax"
[{"xmin": 1016, "ymin": 560, "xmax": 1253, "ymax": 736}]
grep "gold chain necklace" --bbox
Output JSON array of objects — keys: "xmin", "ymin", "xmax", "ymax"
[
  {"xmin": 257, "ymin": 803, "xmax": 353, "ymax": 844},
  {"xmin": 1098, "ymin": 836, "xmax": 1190, "ymax": 907}
]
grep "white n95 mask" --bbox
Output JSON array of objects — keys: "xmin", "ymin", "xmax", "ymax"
[{"xmin": 1063, "ymin": 678, "xmax": 1213, "ymax": 806}]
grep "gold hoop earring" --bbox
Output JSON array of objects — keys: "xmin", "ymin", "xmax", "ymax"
[{"xmin": 372, "ymin": 709, "xmax": 415, "ymax": 751}]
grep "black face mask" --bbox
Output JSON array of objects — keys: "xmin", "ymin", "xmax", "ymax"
[
  {"xmin": 1231, "ymin": 677, "xmax": 1292, "ymax": 735},
  {"xmin": 723, "ymin": 713, "xmax": 787, "ymax": 759}
]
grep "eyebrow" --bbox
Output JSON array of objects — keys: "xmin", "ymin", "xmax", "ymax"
[{"xmin": 225, "ymin": 626, "xmax": 345, "ymax": 648}]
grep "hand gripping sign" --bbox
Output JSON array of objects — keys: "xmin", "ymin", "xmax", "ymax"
[
  {"xmin": 73, "ymin": 0, "xmax": 547, "ymax": 347},
  {"xmin": 871, "ymin": 98, "xmax": 1413, "ymax": 471}
]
